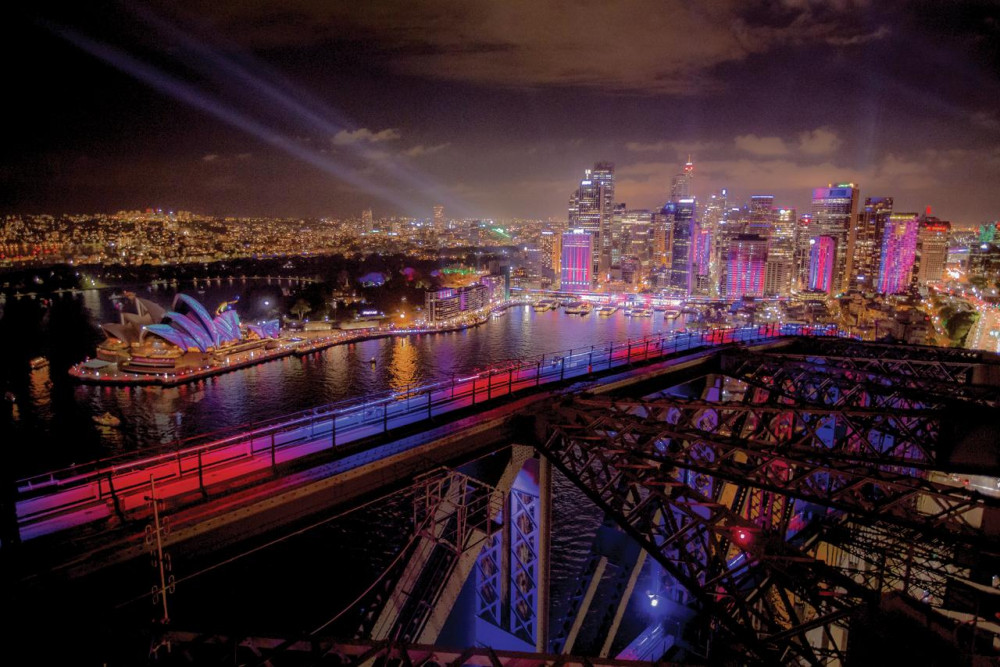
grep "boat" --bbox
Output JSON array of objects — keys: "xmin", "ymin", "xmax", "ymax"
[
  {"xmin": 564, "ymin": 301, "xmax": 593, "ymax": 315},
  {"xmin": 29, "ymin": 356, "xmax": 49, "ymax": 370},
  {"xmin": 663, "ymin": 309, "xmax": 682, "ymax": 320},
  {"xmin": 652, "ymin": 304, "xmax": 668, "ymax": 312},
  {"xmin": 533, "ymin": 299, "xmax": 558, "ymax": 312},
  {"xmin": 491, "ymin": 309, "xmax": 506, "ymax": 319},
  {"xmin": 93, "ymin": 412, "xmax": 121, "ymax": 427},
  {"xmin": 597, "ymin": 305, "xmax": 618, "ymax": 317},
  {"xmin": 628, "ymin": 308, "xmax": 653, "ymax": 317},
  {"xmin": 370, "ymin": 356, "xmax": 377, "ymax": 366}
]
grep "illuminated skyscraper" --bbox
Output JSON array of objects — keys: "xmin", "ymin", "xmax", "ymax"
[
  {"xmin": 433, "ymin": 204, "xmax": 444, "ymax": 228},
  {"xmin": 701, "ymin": 189, "xmax": 728, "ymax": 297},
  {"xmin": 851, "ymin": 197, "xmax": 893, "ymax": 292},
  {"xmin": 811, "ymin": 183, "xmax": 859, "ymax": 293},
  {"xmin": 915, "ymin": 217, "xmax": 951, "ymax": 284},
  {"xmin": 560, "ymin": 230, "xmax": 593, "ymax": 292},
  {"xmin": 747, "ymin": 195, "xmax": 775, "ymax": 237},
  {"xmin": 765, "ymin": 207, "xmax": 796, "ymax": 296},
  {"xmin": 619, "ymin": 209, "xmax": 653, "ymax": 279},
  {"xmin": 568, "ymin": 162, "xmax": 615, "ymax": 282},
  {"xmin": 726, "ymin": 234, "xmax": 767, "ymax": 299},
  {"xmin": 539, "ymin": 228, "xmax": 562, "ymax": 283},
  {"xmin": 664, "ymin": 198, "xmax": 696, "ymax": 296},
  {"xmin": 809, "ymin": 236, "xmax": 837, "ymax": 293},
  {"xmin": 877, "ymin": 213, "xmax": 919, "ymax": 295},
  {"xmin": 670, "ymin": 156, "xmax": 694, "ymax": 200},
  {"xmin": 362, "ymin": 208, "xmax": 374, "ymax": 234},
  {"xmin": 794, "ymin": 214, "xmax": 813, "ymax": 290}
]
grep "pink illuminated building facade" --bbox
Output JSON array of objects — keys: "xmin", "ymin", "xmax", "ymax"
[
  {"xmin": 877, "ymin": 213, "xmax": 919, "ymax": 294},
  {"xmin": 560, "ymin": 230, "xmax": 593, "ymax": 292},
  {"xmin": 726, "ymin": 234, "xmax": 767, "ymax": 299},
  {"xmin": 809, "ymin": 236, "xmax": 837, "ymax": 293}
]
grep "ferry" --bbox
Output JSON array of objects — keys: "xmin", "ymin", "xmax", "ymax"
[
  {"xmin": 663, "ymin": 309, "xmax": 682, "ymax": 320},
  {"xmin": 491, "ymin": 309, "xmax": 506, "ymax": 319},
  {"xmin": 597, "ymin": 305, "xmax": 618, "ymax": 317},
  {"xmin": 29, "ymin": 356, "xmax": 49, "ymax": 370},
  {"xmin": 628, "ymin": 308, "xmax": 653, "ymax": 317},
  {"xmin": 533, "ymin": 299, "xmax": 558, "ymax": 312},
  {"xmin": 564, "ymin": 301, "xmax": 593, "ymax": 315}
]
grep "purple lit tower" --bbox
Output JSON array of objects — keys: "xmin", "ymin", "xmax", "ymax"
[
  {"xmin": 560, "ymin": 230, "xmax": 593, "ymax": 292},
  {"xmin": 809, "ymin": 236, "xmax": 837, "ymax": 293},
  {"xmin": 726, "ymin": 234, "xmax": 767, "ymax": 299},
  {"xmin": 877, "ymin": 213, "xmax": 919, "ymax": 294}
]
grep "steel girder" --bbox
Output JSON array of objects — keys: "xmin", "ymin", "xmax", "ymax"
[
  {"xmin": 722, "ymin": 349, "xmax": 1000, "ymax": 406},
  {"xmin": 539, "ymin": 419, "xmax": 872, "ymax": 666},
  {"xmin": 784, "ymin": 337, "xmax": 989, "ymax": 365}
]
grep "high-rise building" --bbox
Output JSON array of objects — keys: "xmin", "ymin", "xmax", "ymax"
[
  {"xmin": 362, "ymin": 208, "xmax": 374, "ymax": 234},
  {"xmin": 701, "ymin": 189, "xmax": 728, "ymax": 297},
  {"xmin": 794, "ymin": 214, "xmax": 813, "ymax": 291},
  {"xmin": 568, "ymin": 162, "xmax": 615, "ymax": 282},
  {"xmin": 560, "ymin": 230, "xmax": 593, "ymax": 292},
  {"xmin": 619, "ymin": 209, "xmax": 653, "ymax": 280},
  {"xmin": 914, "ymin": 217, "xmax": 951, "ymax": 284},
  {"xmin": 811, "ymin": 183, "xmax": 860, "ymax": 294},
  {"xmin": 852, "ymin": 197, "xmax": 893, "ymax": 292},
  {"xmin": 877, "ymin": 213, "xmax": 919, "ymax": 295},
  {"xmin": 765, "ymin": 207, "xmax": 796, "ymax": 296},
  {"xmin": 726, "ymin": 234, "xmax": 767, "ymax": 299},
  {"xmin": 664, "ymin": 198, "xmax": 696, "ymax": 296},
  {"xmin": 969, "ymin": 243, "xmax": 1000, "ymax": 284},
  {"xmin": 433, "ymin": 205, "xmax": 444, "ymax": 228},
  {"xmin": 538, "ymin": 228, "xmax": 562, "ymax": 282},
  {"xmin": 748, "ymin": 196, "xmax": 775, "ymax": 237},
  {"xmin": 670, "ymin": 156, "xmax": 694, "ymax": 200},
  {"xmin": 809, "ymin": 236, "xmax": 837, "ymax": 293}
]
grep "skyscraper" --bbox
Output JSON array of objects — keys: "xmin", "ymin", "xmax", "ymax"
[
  {"xmin": 560, "ymin": 230, "xmax": 593, "ymax": 292},
  {"xmin": 539, "ymin": 228, "xmax": 562, "ymax": 283},
  {"xmin": 877, "ymin": 213, "xmax": 919, "ymax": 295},
  {"xmin": 362, "ymin": 208, "xmax": 374, "ymax": 234},
  {"xmin": 670, "ymin": 156, "xmax": 694, "ymax": 200},
  {"xmin": 809, "ymin": 236, "xmax": 837, "ymax": 293},
  {"xmin": 914, "ymin": 217, "xmax": 951, "ymax": 284},
  {"xmin": 794, "ymin": 214, "xmax": 813, "ymax": 291},
  {"xmin": 852, "ymin": 197, "xmax": 893, "ymax": 292},
  {"xmin": 664, "ymin": 198, "xmax": 696, "ymax": 296},
  {"xmin": 747, "ymin": 195, "xmax": 775, "ymax": 237},
  {"xmin": 765, "ymin": 207, "xmax": 796, "ymax": 296},
  {"xmin": 433, "ymin": 204, "xmax": 444, "ymax": 229},
  {"xmin": 727, "ymin": 234, "xmax": 767, "ymax": 299},
  {"xmin": 811, "ymin": 183, "xmax": 860, "ymax": 293},
  {"xmin": 701, "ymin": 189, "xmax": 728, "ymax": 297},
  {"xmin": 568, "ymin": 162, "xmax": 615, "ymax": 283}
]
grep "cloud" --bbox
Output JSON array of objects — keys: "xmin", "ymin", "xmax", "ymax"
[
  {"xmin": 187, "ymin": 1, "xmax": 894, "ymax": 93},
  {"xmin": 402, "ymin": 142, "xmax": 450, "ymax": 158},
  {"xmin": 201, "ymin": 153, "xmax": 219, "ymax": 162},
  {"xmin": 332, "ymin": 127, "xmax": 401, "ymax": 146},
  {"xmin": 734, "ymin": 134, "xmax": 790, "ymax": 156},
  {"xmin": 798, "ymin": 127, "xmax": 841, "ymax": 155}
]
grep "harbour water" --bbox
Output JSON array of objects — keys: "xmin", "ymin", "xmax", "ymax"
[{"xmin": 1, "ymin": 284, "xmax": 691, "ymax": 478}]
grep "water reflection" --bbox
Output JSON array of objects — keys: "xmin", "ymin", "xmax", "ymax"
[{"xmin": 388, "ymin": 337, "xmax": 419, "ymax": 394}]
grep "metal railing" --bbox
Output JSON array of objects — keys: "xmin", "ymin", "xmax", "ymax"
[{"xmin": 14, "ymin": 323, "xmax": 842, "ymax": 539}]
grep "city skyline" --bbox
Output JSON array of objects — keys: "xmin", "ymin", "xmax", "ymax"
[{"xmin": 3, "ymin": 2, "xmax": 1000, "ymax": 223}]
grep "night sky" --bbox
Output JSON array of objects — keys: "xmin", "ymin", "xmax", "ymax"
[{"xmin": 4, "ymin": 1, "xmax": 1000, "ymax": 224}]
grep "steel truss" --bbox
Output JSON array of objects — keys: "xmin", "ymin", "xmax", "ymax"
[
  {"xmin": 722, "ymin": 348, "xmax": 1000, "ymax": 406},
  {"xmin": 539, "ymin": 341, "xmax": 1000, "ymax": 664}
]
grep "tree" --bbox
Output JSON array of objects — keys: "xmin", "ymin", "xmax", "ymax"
[{"xmin": 290, "ymin": 298, "xmax": 311, "ymax": 321}]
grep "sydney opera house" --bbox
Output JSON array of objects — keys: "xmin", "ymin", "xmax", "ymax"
[{"xmin": 96, "ymin": 293, "xmax": 280, "ymax": 373}]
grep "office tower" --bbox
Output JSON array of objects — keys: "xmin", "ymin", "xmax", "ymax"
[
  {"xmin": 701, "ymin": 189, "xmax": 728, "ymax": 297},
  {"xmin": 568, "ymin": 162, "xmax": 615, "ymax": 282},
  {"xmin": 560, "ymin": 230, "xmax": 593, "ymax": 292},
  {"xmin": 877, "ymin": 213, "xmax": 919, "ymax": 295},
  {"xmin": 969, "ymin": 243, "xmax": 1000, "ymax": 284},
  {"xmin": 620, "ymin": 209, "xmax": 653, "ymax": 280},
  {"xmin": 693, "ymin": 224, "xmax": 712, "ymax": 295},
  {"xmin": 852, "ymin": 197, "xmax": 893, "ymax": 292},
  {"xmin": 664, "ymin": 198, "xmax": 696, "ymax": 296},
  {"xmin": 362, "ymin": 208, "xmax": 374, "ymax": 234},
  {"xmin": 811, "ymin": 183, "xmax": 860, "ymax": 293},
  {"xmin": 915, "ymin": 217, "xmax": 951, "ymax": 284},
  {"xmin": 651, "ymin": 211, "xmax": 670, "ymax": 268},
  {"xmin": 538, "ymin": 228, "xmax": 562, "ymax": 282},
  {"xmin": 809, "ymin": 236, "xmax": 837, "ymax": 293},
  {"xmin": 748, "ymin": 196, "xmax": 775, "ymax": 237},
  {"xmin": 610, "ymin": 202, "xmax": 627, "ymax": 267},
  {"xmin": 765, "ymin": 207, "xmax": 796, "ymax": 296},
  {"xmin": 794, "ymin": 214, "xmax": 813, "ymax": 290},
  {"xmin": 670, "ymin": 156, "xmax": 694, "ymax": 200},
  {"xmin": 726, "ymin": 234, "xmax": 767, "ymax": 299},
  {"xmin": 433, "ymin": 205, "xmax": 444, "ymax": 229}
]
